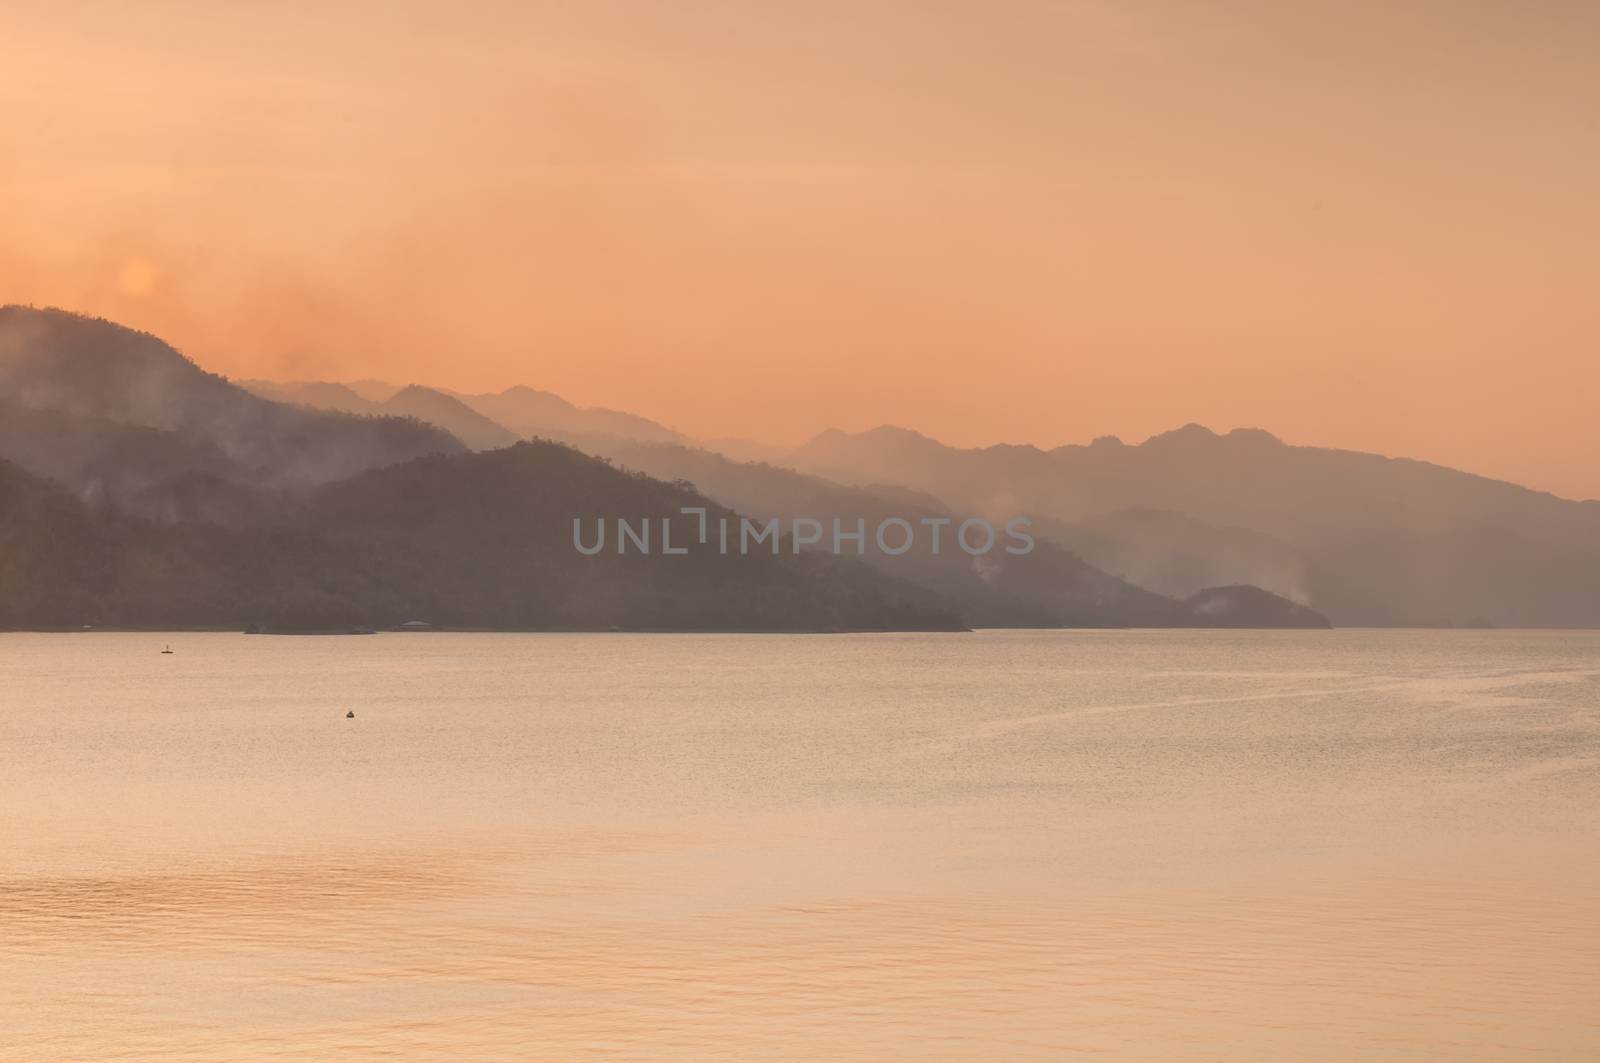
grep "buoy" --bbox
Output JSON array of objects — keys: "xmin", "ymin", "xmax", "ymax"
[{"xmin": 346, "ymin": 711, "xmax": 355, "ymax": 719}]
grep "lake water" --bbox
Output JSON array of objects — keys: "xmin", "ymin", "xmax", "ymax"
[{"xmin": 3, "ymin": 629, "xmax": 1598, "ymax": 1061}]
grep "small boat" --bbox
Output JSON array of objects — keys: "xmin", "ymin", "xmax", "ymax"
[
  {"xmin": 346, "ymin": 711, "xmax": 356, "ymax": 719},
  {"xmin": 161, "ymin": 645, "xmax": 174, "ymax": 654}
]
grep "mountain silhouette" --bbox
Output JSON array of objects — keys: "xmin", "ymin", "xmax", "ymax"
[
  {"xmin": 554, "ymin": 437, "xmax": 1329, "ymax": 628},
  {"xmin": 20, "ymin": 306, "xmax": 1570, "ymax": 629},
  {"xmin": 242, "ymin": 376, "xmax": 690, "ymax": 450},
  {"xmin": 242, "ymin": 379, "xmax": 380, "ymax": 415},
  {"xmin": 0, "ymin": 307, "xmax": 462, "ymax": 488},
  {"xmin": 453, "ymin": 385, "xmax": 689, "ymax": 446},
  {"xmin": 786, "ymin": 424, "xmax": 1600, "ymax": 626},
  {"xmin": 379, "ymin": 385, "xmax": 520, "ymax": 450},
  {"xmin": 242, "ymin": 379, "xmax": 524, "ymax": 450},
  {"xmin": 0, "ymin": 444, "xmax": 961, "ymax": 632}
]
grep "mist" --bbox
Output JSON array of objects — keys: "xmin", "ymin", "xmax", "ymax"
[{"xmin": 4, "ymin": 0, "xmax": 1600, "ymax": 496}]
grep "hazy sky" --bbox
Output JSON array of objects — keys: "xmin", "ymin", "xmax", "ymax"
[{"xmin": 4, "ymin": 1, "xmax": 1598, "ymax": 497}]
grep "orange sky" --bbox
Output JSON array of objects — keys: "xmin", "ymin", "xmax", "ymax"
[{"xmin": 4, "ymin": 1, "xmax": 1598, "ymax": 498}]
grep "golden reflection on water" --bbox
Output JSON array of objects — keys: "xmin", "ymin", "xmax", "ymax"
[{"xmin": 3, "ymin": 630, "xmax": 1599, "ymax": 1060}]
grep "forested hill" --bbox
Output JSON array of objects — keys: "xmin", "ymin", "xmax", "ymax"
[
  {"xmin": 0, "ymin": 444, "xmax": 962, "ymax": 633},
  {"xmin": 0, "ymin": 306, "xmax": 462, "ymax": 489}
]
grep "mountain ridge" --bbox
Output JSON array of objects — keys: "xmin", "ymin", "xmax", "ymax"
[
  {"xmin": 784, "ymin": 423, "xmax": 1600, "ymax": 626},
  {"xmin": 0, "ymin": 306, "xmax": 464, "ymax": 488},
  {"xmin": 0, "ymin": 444, "xmax": 964, "ymax": 633},
  {"xmin": 16, "ymin": 306, "xmax": 1585, "ymax": 627}
]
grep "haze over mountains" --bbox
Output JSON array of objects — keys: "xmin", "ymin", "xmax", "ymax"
[
  {"xmin": 5, "ymin": 305, "xmax": 1597, "ymax": 629},
  {"xmin": 241, "ymin": 379, "xmax": 689, "ymax": 452},
  {"xmin": 0, "ymin": 308, "xmax": 461, "ymax": 491},
  {"xmin": 0, "ymin": 308, "xmax": 1325, "ymax": 631},
  {"xmin": 0, "ymin": 443, "xmax": 966, "ymax": 633},
  {"xmin": 251, "ymin": 359, "xmax": 1600, "ymax": 628},
  {"xmin": 787, "ymin": 425, "xmax": 1600, "ymax": 627},
  {"xmin": 550, "ymin": 437, "xmax": 1328, "ymax": 630},
  {"xmin": 0, "ymin": 309, "xmax": 954, "ymax": 632}
]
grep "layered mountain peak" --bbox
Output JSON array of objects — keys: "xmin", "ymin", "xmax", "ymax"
[
  {"xmin": 451, "ymin": 385, "xmax": 687, "ymax": 445},
  {"xmin": 1224, "ymin": 427, "xmax": 1283, "ymax": 446},
  {"xmin": 380, "ymin": 385, "xmax": 520, "ymax": 451},
  {"xmin": 1141, "ymin": 422, "xmax": 1219, "ymax": 448},
  {"xmin": 496, "ymin": 384, "xmax": 577, "ymax": 411},
  {"xmin": 792, "ymin": 425, "xmax": 953, "ymax": 472}
]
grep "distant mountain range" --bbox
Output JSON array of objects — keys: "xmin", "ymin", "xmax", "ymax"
[
  {"xmin": 557, "ymin": 437, "xmax": 1327, "ymax": 629},
  {"xmin": 225, "ymin": 370, "xmax": 1328, "ymax": 627},
  {"xmin": 242, "ymin": 378, "xmax": 690, "ymax": 451},
  {"xmin": 0, "ymin": 308, "xmax": 957, "ymax": 631},
  {"xmin": 18, "ymin": 303, "xmax": 1592, "ymax": 629},
  {"xmin": 785, "ymin": 425, "xmax": 1600, "ymax": 627}
]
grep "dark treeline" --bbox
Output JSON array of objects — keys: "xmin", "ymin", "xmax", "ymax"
[{"xmin": 0, "ymin": 445, "xmax": 961, "ymax": 632}]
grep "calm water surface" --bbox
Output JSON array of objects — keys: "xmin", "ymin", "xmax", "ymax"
[{"xmin": 3, "ymin": 630, "xmax": 1598, "ymax": 1060}]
